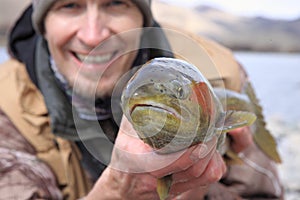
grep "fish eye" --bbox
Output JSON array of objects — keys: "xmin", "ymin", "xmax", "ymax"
[
  {"xmin": 177, "ymin": 87, "xmax": 184, "ymax": 99},
  {"xmin": 175, "ymin": 85, "xmax": 190, "ymax": 99},
  {"xmin": 169, "ymin": 80, "xmax": 189, "ymax": 99}
]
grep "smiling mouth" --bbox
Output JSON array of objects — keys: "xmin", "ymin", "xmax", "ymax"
[{"xmin": 74, "ymin": 51, "xmax": 118, "ymax": 64}]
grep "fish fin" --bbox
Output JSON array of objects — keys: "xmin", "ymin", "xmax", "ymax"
[
  {"xmin": 157, "ymin": 175, "xmax": 172, "ymax": 200},
  {"xmin": 224, "ymin": 149, "xmax": 244, "ymax": 165},
  {"xmin": 244, "ymin": 82, "xmax": 282, "ymax": 163},
  {"xmin": 214, "ymin": 87, "xmax": 253, "ymax": 112},
  {"xmin": 222, "ymin": 110, "xmax": 257, "ymax": 132}
]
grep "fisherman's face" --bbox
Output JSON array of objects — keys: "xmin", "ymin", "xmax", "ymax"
[{"xmin": 44, "ymin": 0, "xmax": 143, "ymax": 98}]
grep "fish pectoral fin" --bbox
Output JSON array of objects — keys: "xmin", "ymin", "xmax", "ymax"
[
  {"xmin": 224, "ymin": 149, "xmax": 244, "ymax": 165},
  {"xmin": 157, "ymin": 175, "xmax": 172, "ymax": 200},
  {"xmin": 222, "ymin": 110, "xmax": 257, "ymax": 132}
]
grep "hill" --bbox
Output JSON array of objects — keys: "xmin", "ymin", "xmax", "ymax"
[
  {"xmin": 0, "ymin": 0, "xmax": 31, "ymax": 44},
  {"xmin": 152, "ymin": 0, "xmax": 300, "ymax": 52},
  {"xmin": 1, "ymin": 0, "xmax": 300, "ymax": 52}
]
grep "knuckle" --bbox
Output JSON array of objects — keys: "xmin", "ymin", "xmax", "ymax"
[{"xmin": 206, "ymin": 166, "xmax": 223, "ymax": 183}]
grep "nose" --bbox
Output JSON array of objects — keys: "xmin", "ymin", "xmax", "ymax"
[{"xmin": 77, "ymin": 8, "xmax": 111, "ymax": 48}]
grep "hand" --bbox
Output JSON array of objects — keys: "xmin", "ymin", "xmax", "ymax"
[
  {"xmin": 171, "ymin": 127, "xmax": 253, "ymax": 199},
  {"xmin": 223, "ymin": 127, "xmax": 282, "ymax": 198},
  {"xmin": 166, "ymin": 150, "xmax": 226, "ymax": 199},
  {"xmin": 86, "ymin": 116, "xmax": 226, "ymax": 200}
]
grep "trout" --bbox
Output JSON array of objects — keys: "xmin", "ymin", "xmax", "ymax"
[{"xmin": 121, "ymin": 57, "xmax": 279, "ymax": 200}]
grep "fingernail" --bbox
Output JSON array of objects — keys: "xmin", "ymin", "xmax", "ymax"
[{"xmin": 190, "ymin": 144, "xmax": 208, "ymax": 162}]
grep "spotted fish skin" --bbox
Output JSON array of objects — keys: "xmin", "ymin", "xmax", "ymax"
[{"xmin": 121, "ymin": 58, "xmax": 256, "ymax": 154}]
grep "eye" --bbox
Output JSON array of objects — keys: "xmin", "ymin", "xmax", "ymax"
[
  {"xmin": 168, "ymin": 80, "xmax": 188, "ymax": 99},
  {"xmin": 51, "ymin": 1, "xmax": 82, "ymax": 12},
  {"xmin": 174, "ymin": 85, "xmax": 190, "ymax": 99},
  {"xmin": 62, "ymin": 3, "xmax": 80, "ymax": 9},
  {"xmin": 104, "ymin": 0, "xmax": 128, "ymax": 8},
  {"xmin": 177, "ymin": 87, "xmax": 185, "ymax": 99}
]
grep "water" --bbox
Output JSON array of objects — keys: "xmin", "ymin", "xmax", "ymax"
[
  {"xmin": 0, "ymin": 47, "xmax": 8, "ymax": 63},
  {"xmin": 234, "ymin": 52, "xmax": 300, "ymax": 125}
]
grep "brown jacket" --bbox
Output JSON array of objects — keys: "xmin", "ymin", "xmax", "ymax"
[{"xmin": 0, "ymin": 60, "xmax": 91, "ymax": 199}]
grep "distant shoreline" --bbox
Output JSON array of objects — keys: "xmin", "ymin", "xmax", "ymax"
[
  {"xmin": 2, "ymin": 0, "xmax": 300, "ymax": 53},
  {"xmin": 1, "ymin": 34, "xmax": 300, "ymax": 53}
]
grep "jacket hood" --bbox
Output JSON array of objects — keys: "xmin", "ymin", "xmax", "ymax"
[{"xmin": 8, "ymin": 5, "xmax": 39, "ymax": 86}]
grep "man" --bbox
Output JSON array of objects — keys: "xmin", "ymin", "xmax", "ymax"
[{"xmin": 0, "ymin": 0, "xmax": 282, "ymax": 199}]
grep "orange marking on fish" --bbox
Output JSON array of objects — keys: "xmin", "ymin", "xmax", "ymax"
[{"xmin": 191, "ymin": 81, "xmax": 214, "ymax": 118}]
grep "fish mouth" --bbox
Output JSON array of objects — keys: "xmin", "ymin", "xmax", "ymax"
[{"xmin": 130, "ymin": 103, "xmax": 183, "ymax": 120}]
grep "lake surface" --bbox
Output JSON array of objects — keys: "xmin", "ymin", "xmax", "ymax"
[
  {"xmin": 0, "ymin": 47, "xmax": 8, "ymax": 63},
  {"xmin": 234, "ymin": 52, "xmax": 300, "ymax": 125}
]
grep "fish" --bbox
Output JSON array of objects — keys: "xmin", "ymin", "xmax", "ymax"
[{"xmin": 121, "ymin": 57, "xmax": 280, "ymax": 200}]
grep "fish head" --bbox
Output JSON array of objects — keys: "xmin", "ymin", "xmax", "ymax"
[{"xmin": 121, "ymin": 58, "xmax": 221, "ymax": 153}]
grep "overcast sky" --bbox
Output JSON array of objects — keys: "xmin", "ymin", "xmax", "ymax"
[{"xmin": 162, "ymin": 0, "xmax": 300, "ymax": 20}]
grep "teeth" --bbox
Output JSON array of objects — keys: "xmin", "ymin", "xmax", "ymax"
[{"xmin": 76, "ymin": 53, "xmax": 114, "ymax": 64}]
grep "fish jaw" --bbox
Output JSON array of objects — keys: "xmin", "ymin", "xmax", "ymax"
[
  {"xmin": 129, "ymin": 103, "xmax": 182, "ymax": 151},
  {"xmin": 127, "ymin": 100, "xmax": 210, "ymax": 154}
]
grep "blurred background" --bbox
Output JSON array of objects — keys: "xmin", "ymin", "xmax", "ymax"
[{"xmin": 1, "ymin": 0, "xmax": 299, "ymax": 199}]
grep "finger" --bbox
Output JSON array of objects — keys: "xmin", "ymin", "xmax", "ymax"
[
  {"xmin": 171, "ymin": 145, "xmax": 214, "ymax": 183},
  {"xmin": 118, "ymin": 116, "xmax": 142, "ymax": 138},
  {"xmin": 151, "ymin": 137, "xmax": 218, "ymax": 178},
  {"xmin": 150, "ymin": 145, "xmax": 199, "ymax": 178},
  {"xmin": 228, "ymin": 127, "xmax": 254, "ymax": 153},
  {"xmin": 169, "ymin": 152, "xmax": 226, "ymax": 195},
  {"xmin": 93, "ymin": 168, "xmax": 159, "ymax": 200},
  {"xmin": 112, "ymin": 132, "xmax": 183, "ymax": 173},
  {"xmin": 113, "ymin": 117, "xmax": 194, "ymax": 173}
]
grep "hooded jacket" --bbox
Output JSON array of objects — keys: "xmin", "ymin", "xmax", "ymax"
[{"xmin": 0, "ymin": 4, "xmax": 283, "ymax": 200}]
